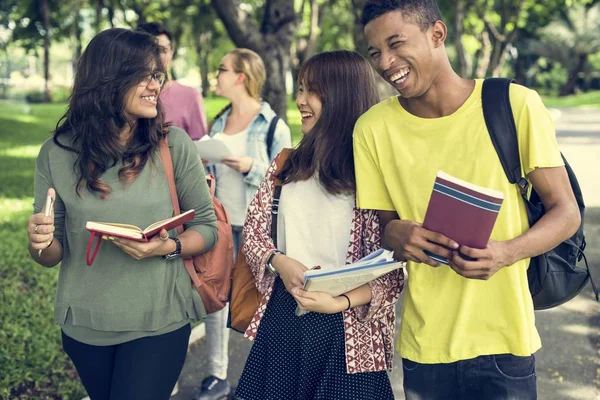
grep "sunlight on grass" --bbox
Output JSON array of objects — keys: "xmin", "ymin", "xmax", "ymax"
[
  {"xmin": 1, "ymin": 113, "xmax": 41, "ymax": 124},
  {"xmin": 543, "ymin": 91, "xmax": 600, "ymax": 108},
  {"xmin": 0, "ymin": 198, "xmax": 32, "ymax": 222},
  {"xmin": 0, "ymin": 145, "xmax": 42, "ymax": 158}
]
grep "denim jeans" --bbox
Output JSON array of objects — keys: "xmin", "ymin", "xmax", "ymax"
[
  {"xmin": 204, "ymin": 226, "xmax": 243, "ymax": 380},
  {"xmin": 402, "ymin": 354, "xmax": 537, "ymax": 400}
]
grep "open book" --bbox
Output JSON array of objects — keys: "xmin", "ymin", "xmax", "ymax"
[
  {"xmin": 422, "ymin": 170, "xmax": 504, "ymax": 265},
  {"xmin": 296, "ymin": 249, "xmax": 404, "ymax": 316},
  {"xmin": 85, "ymin": 209, "xmax": 195, "ymax": 242}
]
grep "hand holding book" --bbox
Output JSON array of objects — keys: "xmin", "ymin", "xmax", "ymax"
[
  {"xmin": 293, "ymin": 249, "xmax": 404, "ymax": 316},
  {"xmin": 421, "ymin": 170, "xmax": 504, "ymax": 265},
  {"xmin": 85, "ymin": 210, "xmax": 195, "ymax": 266},
  {"xmin": 108, "ymin": 228, "xmax": 174, "ymax": 261}
]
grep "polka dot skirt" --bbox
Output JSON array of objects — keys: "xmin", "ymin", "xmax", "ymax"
[{"xmin": 235, "ymin": 278, "xmax": 394, "ymax": 400}]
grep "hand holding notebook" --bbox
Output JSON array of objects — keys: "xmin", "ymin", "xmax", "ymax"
[
  {"xmin": 422, "ymin": 170, "xmax": 504, "ymax": 265},
  {"xmin": 85, "ymin": 209, "xmax": 195, "ymax": 266},
  {"xmin": 295, "ymin": 249, "xmax": 404, "ymax": 316},
  {"xmin": 86, "ymin": 209, "xmax": 195, "ymax": 241}
]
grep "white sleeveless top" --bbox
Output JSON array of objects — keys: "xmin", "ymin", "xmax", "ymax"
[
  {"xmin": 277, "ymin": 175, "xmax": 355, "ymax": 269},
  {"xmin": 214, "ymin": 128, "xmax": 249, "ymax": 226}
]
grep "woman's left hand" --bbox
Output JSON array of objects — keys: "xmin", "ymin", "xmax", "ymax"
[
  {"xmin": 108, "ymin": 228, "xmax": 174, "ymax": 260},
  {"xmin": 291, "ymin": 288, "xmax": 348, "ymax": 314},
  {"xmin": 221, "ymin": 155, "xmax": 253, "ymax": 173}
]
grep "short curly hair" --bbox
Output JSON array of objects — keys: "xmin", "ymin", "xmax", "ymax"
[{"xmin": 361, "ymin": 0, "xmax": 442, "ymax": 31}]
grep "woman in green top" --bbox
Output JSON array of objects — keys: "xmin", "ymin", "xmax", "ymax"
[{"xmin": 27, "ymin": 28, "xmax": 218, "ymax": 400}]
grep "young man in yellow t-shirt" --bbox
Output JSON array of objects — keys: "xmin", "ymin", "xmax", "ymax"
[{"xmin": 354, "ymin": 1, "xmax": 581, "ymax": 399}]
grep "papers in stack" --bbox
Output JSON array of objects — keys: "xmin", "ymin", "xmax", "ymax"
[
  {"xmin": 296, "ymin": 249, "xmax": 404, "ymax": 316},
  {"xmin": 194, "ymin": 136, "xmax": 232, "ymax": 165}
]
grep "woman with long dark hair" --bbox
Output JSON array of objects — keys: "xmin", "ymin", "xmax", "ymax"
[
  {"xmin": 235, "ymin": 50, "xmax": 404, "ymax": 400},
  {"xmin": 26, "ymin": 28, "xmax": 218, "ymax": 399}
]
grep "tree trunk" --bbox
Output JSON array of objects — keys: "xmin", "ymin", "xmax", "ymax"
[
  {"xmin": 560, "ymin": 53, "xmax": 588, "ymax": 96},
  {"xmin": 95, "ymin": 0, "xmax": 104, "ymax": 33},
  {"xmin": 72, "ymin": 8, "xmax": 82, "ymax": 71},
  {"xmin": 41, "ymin": 0, "xmax": 52, "ymax": 103},
  {"xmin": 474, "ymin": 30, "xmax": 491, "ymax": 79},
  {"xmin": 107, "ymin": 5, "xmax": 115, "ymax": 28},
  {"xmin": 196, "ymin": 32, "xmax": 212, "ymax": 98},
  {"xmin": 351, "ymin": 0, "xmax": 368, "ymax": 58},
  {"xmin": 212, "ymin": 0, "xmax": 297, "ymax": 121},
  {"xmin": 292, "ymin": 0, "xmax": 325, "ymax": 98},
  {"xmin": 454, "ymin": 0, "xmax": 469, "ymax": 77}
]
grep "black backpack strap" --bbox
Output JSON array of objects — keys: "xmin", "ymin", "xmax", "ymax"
[
  {"xmin": 481, "ymin": 78, "xmax": 529, "ymax": 196},
  {"xmin": 266, "ymin": 115, "xmax": 280, "ymax": 160}
]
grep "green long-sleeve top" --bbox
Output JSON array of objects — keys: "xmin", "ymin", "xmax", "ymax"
[{"xmin": 33, "ymin": 127, "xmax": 218, "ymax": 345}]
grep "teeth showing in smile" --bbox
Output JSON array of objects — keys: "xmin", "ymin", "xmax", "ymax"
[
  {"xmin": 141, "ymin": 95, "xmax": 156, "ymax": 102},
  {"xmin": 301, "ymin": 112, "xmax": 313, "ymax": 119},
  {"xmin": 389, "ymin": 67, "xmax": 410, "ymax": 84}
]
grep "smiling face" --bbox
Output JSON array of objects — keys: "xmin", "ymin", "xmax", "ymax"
[
  {"xmin": 296, "ymin": 80, "xmax": 322, "ymax": 135},
  {"xmin": 123, "ymin": 70, "xmax": 163, "ymax": 121},
  {"xmin": 365, "ymin": 10, "xmax": 445, "ymax": 99}
]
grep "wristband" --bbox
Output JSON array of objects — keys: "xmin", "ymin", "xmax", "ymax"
[{"xmin": 340, "ymin": 293, "xmax": 351, "ymax": 311}]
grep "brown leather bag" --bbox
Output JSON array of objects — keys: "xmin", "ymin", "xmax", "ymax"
[
  {"xmin": 228, "ymin": 149, "xmax": 290, "ymax": 333},
  {"xmin": 160, "ymin": 137, "xmax": 234, "ymax": 314}
]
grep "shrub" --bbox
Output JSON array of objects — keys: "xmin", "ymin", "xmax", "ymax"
[{"xmin": 24, "ymin": 91, "xmax": 46, "ymax": 104}]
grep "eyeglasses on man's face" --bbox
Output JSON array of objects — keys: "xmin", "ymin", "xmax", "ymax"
[{"xmin": 140, "ymin": 71, "xmax": 166, "ymax": 87}]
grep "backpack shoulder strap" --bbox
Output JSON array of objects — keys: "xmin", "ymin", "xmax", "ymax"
[
  {"xmin": 266, "ymin": 115, "xmax": 280, "ymax": 160},
  {"xmin": 270, "ymin": 148, "xmax": 291, "ymax": 247},
  {"xmin": 159, "ymin": 135, "xmax": 202, "ymax": 290},
  {"xmin": 159, "ymin": 136, "xmax": 182, "ymax": 221},
  {"xmin": 482, "ymin": 78, "xmax": 526, "ymax": 190}
]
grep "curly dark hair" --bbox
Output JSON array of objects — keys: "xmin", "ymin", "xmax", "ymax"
[
  {"xmin": 361, "ymin": 0, "xmax": 442, "ymax": 30},
  {"xmin": 53, "ymin": 28, "xmax": 167, "ymax": 199}
]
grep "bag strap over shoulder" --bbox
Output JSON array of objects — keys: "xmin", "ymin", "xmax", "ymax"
[
  {"xmin": 482, "ymin": 78, "xmax": 529, "ymax": 196},
  {"xmin": 266, "ymin": 116, "xmax": 280, "ymax": 160},
  {"xmin": 159, "ymin": 136, "xmax": 203, "ymax": 291},
  {"xmin": 270, "ymin": 148, "xmax": 291, "ymax": 247}
]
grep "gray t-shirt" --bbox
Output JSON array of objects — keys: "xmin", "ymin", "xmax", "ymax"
[{"xmin": 33, "ymin": 127, "xmax": 217, "ymax": 345}]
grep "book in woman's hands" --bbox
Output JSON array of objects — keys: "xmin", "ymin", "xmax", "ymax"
[
  {"xmin": 85, "ymin": 209, "xmax": 195, "ymax": 241},
  {"xmin": 296, "ymin": 249, "xmax": 404, "ymax": 316},
  {"xmin": 422, "ymin": 170, "xmax": 504, "ymax": 265}
]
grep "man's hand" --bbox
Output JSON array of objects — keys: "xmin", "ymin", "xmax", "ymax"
[
  {"xmin": 448, "ymin": 240, "xmax": 514, "ymax": 280},
  {"xmin": 272, "ymin": 254, "xmax": 308, "ymax": 293},
  {"xmin": 221, "ymin": 155, "xmax": 253, "ymax": 174},
  {"xmin": 291, "ymin": 288, "xmax": 347, "ymax": 314},
  {"xmin": 109, "ymin": 229, "xmax": 174, "ymax": 260},
  {"xmin": 384, "ymin": 220, "xmax": 458, "ymax": 266}
]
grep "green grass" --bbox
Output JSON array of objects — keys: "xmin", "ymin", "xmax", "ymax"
[
  {"xmin": 0, "ymin": 97, "xmax": 301, "ymax": 398},
  {"xmin": 0, "ymin": 101, "xmax": 85, "ymax": 399},
  {"xmin": 542, "ymin": 90, "xmax": 600, "ymax": 108}
]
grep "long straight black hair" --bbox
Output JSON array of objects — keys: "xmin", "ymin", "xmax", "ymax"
[
  {"xmin": 280, "ymin": 50, "xmax": 379, "ymax": 195},
  {"xmin": 53, "ymin": 28, "xmax": 166, "ymax": 198}
]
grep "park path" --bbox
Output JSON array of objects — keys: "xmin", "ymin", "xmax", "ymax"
[{"xmin": 173, "ymin": 108, "xmax": 600, "ymax": 400}]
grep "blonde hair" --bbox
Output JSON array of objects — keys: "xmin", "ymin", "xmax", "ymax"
[{"xmin": 229, "ymin": 48, "xmax": 266, "ymax": 100}]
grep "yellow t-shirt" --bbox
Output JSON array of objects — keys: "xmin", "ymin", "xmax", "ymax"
[{"xmin": 353, "ymin": 79, "xmax": 563, "ymax": 364}]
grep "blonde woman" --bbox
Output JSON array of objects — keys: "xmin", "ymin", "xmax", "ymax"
[{"xmin": 195, "ymin": 48, "xmax": 292, "ymax": 400}]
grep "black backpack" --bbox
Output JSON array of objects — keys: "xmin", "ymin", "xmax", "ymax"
[
  {"xmin": 481, "ymin": 78, "xmax": 599, "ymax": 310},
  {"xmin": 266, "ymin": 115, "xmax": 280, "ymax": 159}
]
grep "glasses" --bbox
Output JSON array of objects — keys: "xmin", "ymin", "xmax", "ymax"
[{"xmin": 139, "ymin": 71, "xmax": 166, "ymax": 87}]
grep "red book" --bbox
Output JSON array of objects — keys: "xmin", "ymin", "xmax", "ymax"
[
  {"xmin": 422, "ymin": 171, "xmax": 504, "ymax": 264},
  {"xmin": 85, "ymin": 209, "xmax": 195, "ymax": 266},
  {"xmin": 86, "ymin": 209, "xmax": 195, "ymax": 241}
]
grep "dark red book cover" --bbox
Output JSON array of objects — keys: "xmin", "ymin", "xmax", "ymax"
[{"xmin": 422, "ymin": 171, "xmax": 504, "ymax": 251}]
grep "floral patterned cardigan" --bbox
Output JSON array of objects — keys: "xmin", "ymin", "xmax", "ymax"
[{"xmin": 241, "ymin": 154, "xmax": 405, "ymax": 374}]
